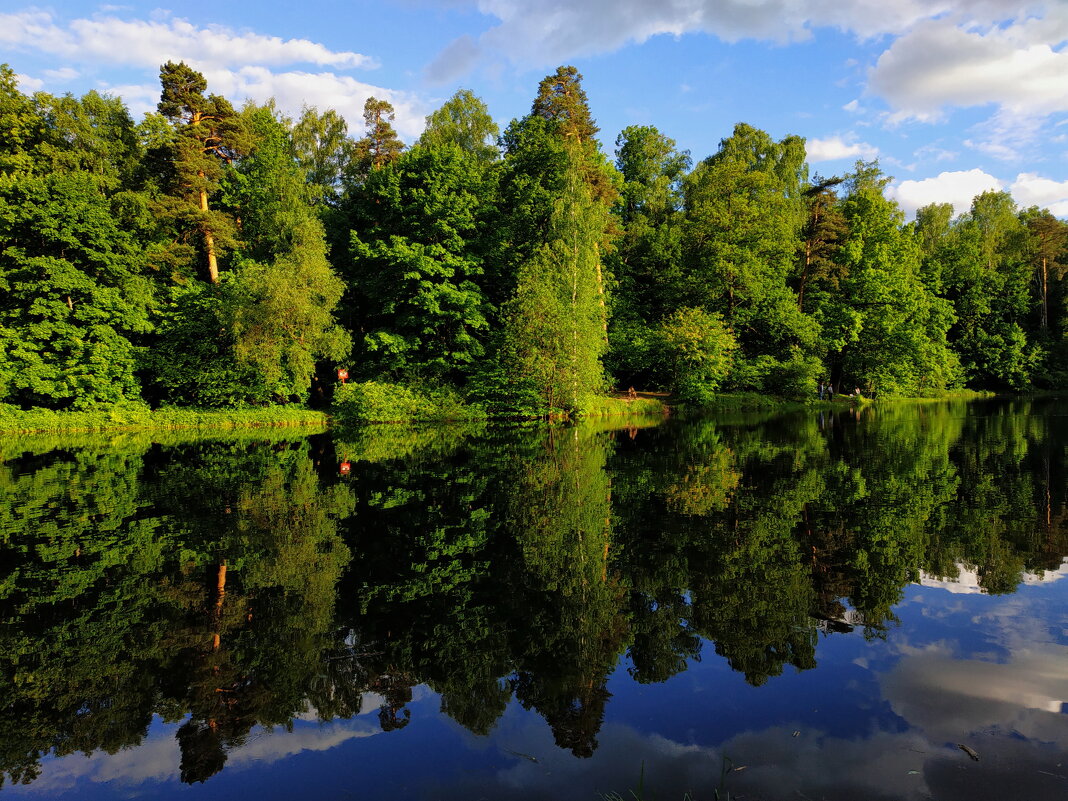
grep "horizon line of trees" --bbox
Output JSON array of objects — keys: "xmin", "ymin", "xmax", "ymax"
[{"xmin": 1, "ymin": 61, "xmax": 1066, "ymax": 415}]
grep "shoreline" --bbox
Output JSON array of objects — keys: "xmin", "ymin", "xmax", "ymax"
[{"xmin": 0, "ymin": 389, "xmax": 1021, "ymax": 435}]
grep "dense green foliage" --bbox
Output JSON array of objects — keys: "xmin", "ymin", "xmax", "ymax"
[
  {"xmin": 331, "ymin": 380, "xmax": 480, "ymax": 424},
  {"xmin": 1, "ymin": 61, "xmax": 1067, "ymax": 417}
]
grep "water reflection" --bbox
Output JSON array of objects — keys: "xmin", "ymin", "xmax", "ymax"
[{"xmin": 0, "ymin": 398, "xmax": 1066, "ymax": 798}]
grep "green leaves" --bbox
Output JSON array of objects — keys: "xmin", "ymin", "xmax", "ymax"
[{"xmin": 345, "ymin": 140, "xmax": 491, "ymax": 382}]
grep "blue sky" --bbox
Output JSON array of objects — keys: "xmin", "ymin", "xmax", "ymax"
[{"xmin": 2, "ymin": 1, "xmax": 1067, "ymax": 217}]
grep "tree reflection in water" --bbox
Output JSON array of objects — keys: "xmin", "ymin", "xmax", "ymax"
[{"xmin": 0, "ymin": 398, "xmax": 1066, "ymax": 788}]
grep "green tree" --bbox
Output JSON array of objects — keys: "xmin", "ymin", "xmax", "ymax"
[
  {"xmin": 608, "ymin": 125, "xmax": 690, "ymax": 386},
  {"xmin": 796, "ymin": 175, "xmax": 847, "ymax": 313},
  {"xmin": 291, "ymin": 106, "xmax": 354, "ymax": 200},
  {"xmin": 148, "ymin": 104, "xmax": 350, "ymax": 405},
  {"xmin": 1021, "ymin": 207, "xmax": 1068, "ymax": 332},
  {"xmin": 346, "ymin": 142, "xmax": 491, "ymax": 382},
  {"xmin": 656, "ymin": 307, "xmax": 737, "ymax": 404},
  {"xmin": 940, "ymin": 191, "xmax": 1036, "ymax": 389},
  {"xmin": 486, "ymin": 68, "xmax": 618, "ymax": 415},
  {"xmin": 351, "ymin": 96, "xmax": 404, "ymax": 178},
  {"xmin": 826, "ymin": 162, "xmax": 960, "ymax": 394},
  {"xmin": 418, "ymin": 89, "xmax": 499, "ymax": 166},
  {"xmin": 681, "ymin": 123, "xmax": 818, "ymax": 393},
  {"xmin": 155, "ymin": 61, "xmax": 250, "ymax": 284},
  {"xmin": 0, "ymin": 65, "xmax": 42, "ymax": 175}
]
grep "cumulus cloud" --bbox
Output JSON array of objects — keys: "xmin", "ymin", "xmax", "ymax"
[
  {"xmin": 0, "ymin": 9, "xmax": 431, "ymax": 140},
  {"xmin": 889, "ymin": 168, "xmax": 1068, "ymax": 218},
  {"xmin": 25, "ymin": 716, "xmax": 384, "ymax": 793},
  {"xmin": 806, "ymin": 134, "xmax": 878, "ymax": 162},
  {"xmin": 13, "ymin": 72, "xmax": 44, "ymax": 91},
  {"xmin": 1010, "ymin": 172, "xmax": 1068, "ymax": 216},
  {"xmin": 430, "ymin": 0, "xmax": 1066, "ymax": 170},
  {"xmin": 204, "ymin": 67, "xmax": 427, "ymax": 140},
  {"xmin": 0, "ymin": 10, "xmax": 376, "ymax": 71},
  {"xmin": 427, "ymin": 1, "xmax": 1061, "ymax": 75},
  {"xmin": 869, "ymin": 15, "xmax": 1068, "ymax": 123},
  {"xmin": 889, "ymin": 168, "xmax": 1002, "ymax": 217}
]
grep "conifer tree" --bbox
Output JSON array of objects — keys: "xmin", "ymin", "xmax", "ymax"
[
  {"xmin": 156, "ymin": 61, "xmax": 250, "ymax": 283},
  {"xmin": 352, "ymin": 97, "xmax": 404, "ymax": 178}
]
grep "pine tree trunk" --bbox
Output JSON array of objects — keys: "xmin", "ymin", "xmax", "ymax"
[{"xmin": 199, "ymin": 183, "xmax": 219, "ymax": 284}]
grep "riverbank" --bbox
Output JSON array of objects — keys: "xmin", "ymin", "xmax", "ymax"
[
  {"xmin": 686, "ymin": 389, "xmax": 997, "ymax": 414},
  {"xmin": 0, "ymin": 404, "xmax": 328, "ymax": 434},
  {"xmin": 0, "ymin": 389, "xmax": 1003, "ymax": 435}
]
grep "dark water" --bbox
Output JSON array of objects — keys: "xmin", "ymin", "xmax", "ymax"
[{"xmin": 2, "ymin": 399, "xmax": 1067, "ymax": 800}]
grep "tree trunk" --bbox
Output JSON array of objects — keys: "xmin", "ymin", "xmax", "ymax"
[
  {"xmin": 798, "ymin": 241, "xmax": 811, "ymax": 312},
  {"xmin": 199, "ymin": 183, "xmax": 219, "ymax": 284},
  {"xmin": 594, "ymin": 242, "xmax": 608, "ymax": 342},
  {"xmin": 1041, "ymin": 256, "xmax": 1049, "ymax": 330}
]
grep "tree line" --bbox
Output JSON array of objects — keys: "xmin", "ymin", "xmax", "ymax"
[{"xmin": 1, "ymin": 62, "xmax": 1065, "ymax": 415}]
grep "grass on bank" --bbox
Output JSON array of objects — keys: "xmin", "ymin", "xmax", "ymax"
[
  {"xmin": 332, "ymin": 381, "xmax": 671, "ymax": 425},
  {"xmin": 0, "ymin": 403, "xmax": 327, "ymax": 434},
  {"xmin": 0, "ymin": 386, "xmax": 1002, "ymax": 435}
]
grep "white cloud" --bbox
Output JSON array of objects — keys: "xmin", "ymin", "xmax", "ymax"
[
  {"xmin": 0, "ymin": 11, "xmax": 376, "ymax": 71},
  {"xmin": 13, "ymin": 72, "xmax": 44, "ymax": 91},
  {"xmin": 870, "ymin": 15, "xmax": 1068, "ymax": 123},
  {"xmin": 24, "ymin": 717, "xmax": 383, "ymax": 793},
  {"xmin": 921, "ymin": 558, "xmax": 1068, "ymax": 593},
  {"xmin": 888, "ymin": 168, "xmax": 1068, "ymax": 219},
  {"xmin": 43, "ymin": 66, "xmax": 79, "ymax": 81},
  {"xmin": 1010, "ymin": 172, "xmax": 1068, "ymax": 216},
  {"xmin": 0, "ymin": 9, "xmax": 428, "ymax": 139},
  {"xmin": 806, "ymin": 134, "xmax": 878, "ymax": 162},
  {"xmin": 204, "ymin": 67, "xmax": 427, "ymax": 141},
  {"xmin": 93, "ymin": 82, "xmax": 159, "ymax": 117},
  {"xmin": 426, "ymin": 1, "xmax": 1063, "ymax": 72},
  {"xmin": 890, "ymin": 168, "xmax": 1002, "ymax": 217}
]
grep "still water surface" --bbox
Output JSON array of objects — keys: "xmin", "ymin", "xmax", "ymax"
[{"xmin": 1, "ymin": 398, "xmax": 1067, "ymax": 800}]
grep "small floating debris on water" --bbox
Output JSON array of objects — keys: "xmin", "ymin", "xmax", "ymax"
[
  {"xmin": 733, "ymin": 765, "xmax": 748, "ymax": 772},
  {"xmin": 907, "ymin": 770, "xmax": 920, "ymax": 775},
  {"xmin": 957, "ymin": 744, "xmax": 980, "ymax": 761},
  {"xmin": 792, "ymin": 730, "xmax": 801, "ymax": 737},
  {"xmin": 502, "ymin": 748, "xmax": 538, "ymax": 763}
]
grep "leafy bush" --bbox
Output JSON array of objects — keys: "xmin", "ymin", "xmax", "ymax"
[
  {"xmin": 765, "ymin": 350, "xmax": 824, "ymax": 398},
  {"xmin": 465, "ymin": 364, "xmax": 549, "ymax": 418},
  {"xmin": 656, "ymin": 307, "xmax": 737, "ymax": 404},
  {"xmin": 331, "ymin": 381, "xmax": 483, "ymax": 424}
]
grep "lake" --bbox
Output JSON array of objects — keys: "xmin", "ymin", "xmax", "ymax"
[{"xmin": 1, "ymin": 398, "xmax": 1066, "ymax": 800}]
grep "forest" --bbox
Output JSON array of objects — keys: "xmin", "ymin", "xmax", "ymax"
[{"xmin": 1, "ymin": 61, "xmax": 1066, "ymax": 419}]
